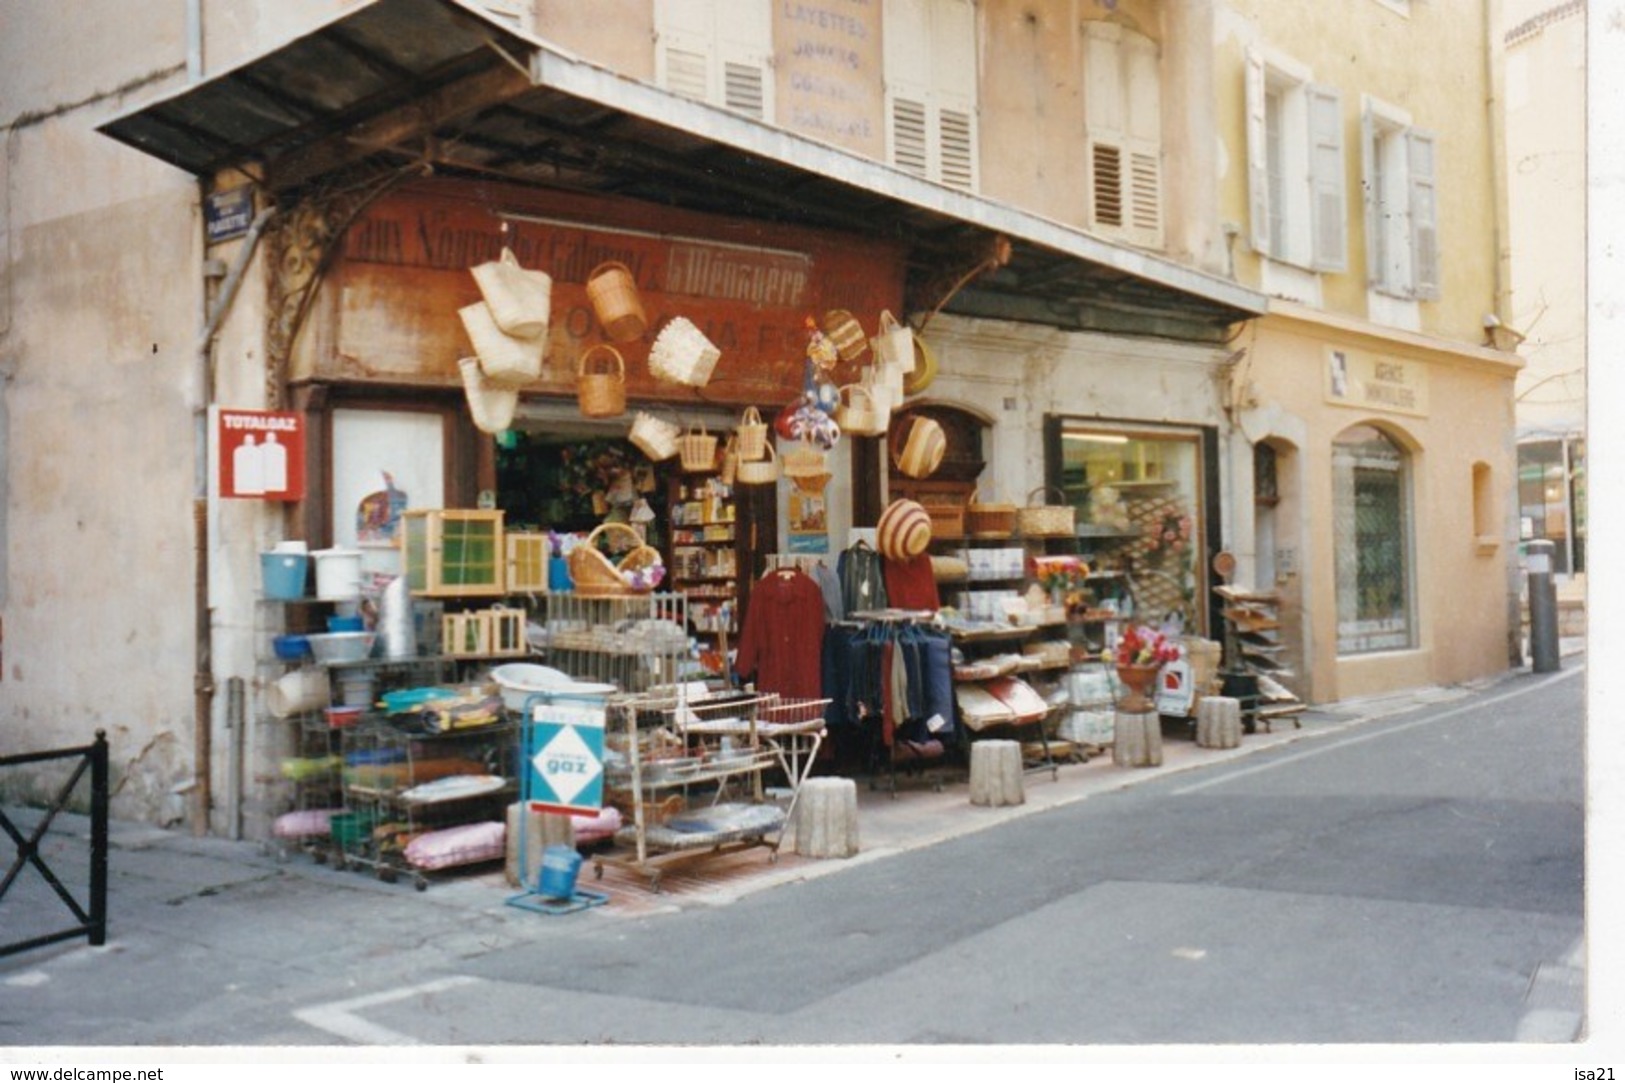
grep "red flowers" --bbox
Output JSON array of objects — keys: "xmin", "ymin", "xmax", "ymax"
[{"xmin": 1105, "ymin": 624, "xmax": 1182, "ymax": 668}]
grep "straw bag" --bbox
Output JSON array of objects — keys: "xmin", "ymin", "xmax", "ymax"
[
  {"xmin": 892, "ymin": 415, "xmax": 946, "ymax": 479},
  {"xmin": 568, "ymin": 522, "xmax": 664, "ymax": 597},
  {"xmin": 648, "ymin": 316, "xmax": 721, "ymax": 388},
  {"xmin": 736, "ymin": 441, "xmax": 778, "ymax": 485},
  {"xmin": 459, "ymin": 301, "xmax": 544, "ymax": 387},
  {"xmin": 458, "ymin": 357, "xmax": 518, "ymax": 435},
  {"xmin": 718, "ymin": 435, "xmax": 739, "ymax": 486},
  {"xmin": 585, "ymin": 261, "xmax": 647, "ymax": 343},
  {"xmin": 1018, "ymin": 486, "xmax": 1076, "ymax": 538},
  {"xmin": 783, "ymin": 439, "xmax": 827, "ymax": 480},
  {"xmin": 736, "ymin": 405, "xmax": 768, "ymax": 461},
  {"xmin": 678, "ymin": 420, "xmax": 719, "ymax": 473},
  {"xmin": 469, "ymin": 247, "xmax": 551, "ymax": 338},
  {"xmin": 629, "ymin": 408, "xmax": 682, "ymax": 462},
  {"xmin": 966, "ymin": 489, "xmax": 1018, "ymax": 538},
  {"xmin": 820, "ymin": 309, "xmax": 868, "ymax": 364},
  {"xmin": 576, "ymin": 344, "xmax": 626, "ymax": 419},
  {"xmin": 871, "ymin": 310, "xmax": 915, "ymax": 373},
  {"xmin": 834, "ymin": 382, "xmax": 885, "ymax": 436}
]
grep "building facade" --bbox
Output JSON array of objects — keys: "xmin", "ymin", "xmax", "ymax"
[{"xmin": 0, "ymin": 0, "xmax": 1519, "ymax": 834}]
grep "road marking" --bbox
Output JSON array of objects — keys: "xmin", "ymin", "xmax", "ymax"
[
  {"xmin": 292, "ymin": 975, "xmax": 483, "ymax": 1045},
  {"xmin": 1173, "ymin": 664, "xmax": 1585, "ymax": 796}
]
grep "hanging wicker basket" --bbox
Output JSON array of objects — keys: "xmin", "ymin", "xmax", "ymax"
[
  {"xmin": 469, "ymin": 247, "xmax": 551, "ymax": 339},
  {"xmin": 735, "ymin": 440, "xmax": 778, "ymax": 485},
  {"xmin": 783, "ymin": 438, "xmax": 827, "ymax": 480},
  {"xmin": 459, "ymin": 301, "xmax": 543, "ymax": 387},
  {"xmin": 628, "ymin": 407, "xmax": 682, "ymax": 462},
  {"xmin": 458, "ymin": 357, "xmax": 518, "ymax": 435},
  {"xmin": 648, "ymin": 316, "xmax": 721, "ymax": 388},
  {"xmin": 820, "ymin": 309, "xmax": 868, "ymax": 364},
  {"xmin": 735, "ymin": 405, "xmax": 768, "ymax": 461},
  {"xmin": 576, "ymin": 344, "xmax": 626, "ymax": 419},
  {"xmin": 1018, "ymin": 486, "xmax": 1076, "ymax": 538},
  {"xmin": 678, "ymin": 420, "xmax": 719, "ymax": 472},
  {"xmin": 871, "ymin": 309, "xmax": 915, "ymax": 373},
  {"xmin": 718, "ymin": 434, "xmax": 739, "ymax": 487},
  {"xmin": 585, "ymin": 261, "xmax": 647, "ymax": 343},
  {"xmin": 567, "ymin": 522, "xmax": 664, "ymax": 597},
  {"xmin": 834, "ymin": 382, "xmax": 885, "ymax": 436}
]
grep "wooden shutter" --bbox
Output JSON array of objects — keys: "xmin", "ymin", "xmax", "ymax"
[
  {"xmin": 885, "ymin": 0, "xmax": 932, "ymax": 178},
  {"xmin": 657, "ymin": 0, "xmax": 713, "ymax": 104},
  {"xmin": 1408, "ymin": 128, "xmax": 1439, "ymax": 300},
  {"xmin": 718, "ymin": 1, "xmax": 771, "ymax": 120},
  {"xmin": 1361, "ymin": 105, "xmax": 1382, "ymax": 288},
  {"xmin": 1244, "ymin": 48, "xmax": 1271, "ymax": 255},
  {"xmin": 1307, "ymin": 83, "xmax": 1346, "ymax": 272},
  {"xmin": 1085, "ymin": 23, "xmax": 1127, "ymax": 231},
  {"xmin": 931, "ymin": 0, "xmax": 978, "ymax": 191},
  {"xmin": 657, "ymin": 0, "xmax": 769, "ymax": 118},
  {"xmin": 1124, "ymin": 30, "xmax": 1163, "ymax": 246}
]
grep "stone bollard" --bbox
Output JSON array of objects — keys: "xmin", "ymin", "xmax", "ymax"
[
  {"xmin": 1196, "ymin": 696, "xmax": 1243, "ymax": 749},
  {"xmin": 969, "ymin": 739, "xmax": 1025, "ymax": 807},
  {"xmin": 506, "ymin": 802, "xmax": 576, "ymax": 887},
  {"xmin": 1112, "ymin": 709, "xmax": 1164, "ymax": 768},
  {"xmin": 794, "ymin": 777, "xmax": 861, "ymax": 858}
]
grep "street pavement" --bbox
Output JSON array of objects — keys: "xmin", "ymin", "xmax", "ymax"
[{"xmin": 0, "ymin": 640, "xmax": 1596, "ymax": 1060}]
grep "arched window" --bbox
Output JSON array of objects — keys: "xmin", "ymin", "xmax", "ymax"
[{"xmin": 1333, "ymin": 425, "xmax": 1414, "ymax": 654}]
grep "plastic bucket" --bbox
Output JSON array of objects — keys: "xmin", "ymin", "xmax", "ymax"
[
  {"xmin": 537, "ymin": 845, "xmax": 583, "ymax": 900},
  {"xmin": 261, "ymin": 552, "xmax": 309, "ymax": 600},
  {"xmin": 312, "ymin": 548, "xmax": 363, "ymax": 600}
]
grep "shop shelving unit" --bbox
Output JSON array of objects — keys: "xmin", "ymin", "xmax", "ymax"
[
  {"xmin": 668, "ymin": 477, "xmax": 738, "ymax": 661},
  {"xmin": 534, "ymin": 590, "xmax": 693, "ymax": 692}
]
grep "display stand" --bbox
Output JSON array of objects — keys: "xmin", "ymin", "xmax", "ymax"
[{"xmin": 506, "ymin": 695, "xmax": 610, "ymax": 916}]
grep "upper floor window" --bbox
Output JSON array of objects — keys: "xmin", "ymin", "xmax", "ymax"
[
  {"xmin": 1362, "ymin": 98, "xmax": 1440, "ymax": 301},
  {"xmin": 1083, "ymin": 22, "xmax": 1162, "ymax": 247},
  {"xmin": 655, "ymin": 0, "xmax": 772, "ymax": 120},
  {"xmin": 1245, "ymin": 48, "xmax": 1346, "ymax": 274},
  {"xmin": 884, "ymin": 0, "xmax": 978, "ymax": 191}
]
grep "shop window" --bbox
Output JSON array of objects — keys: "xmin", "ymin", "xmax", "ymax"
[
  {"xmin": 884, "ymin": 0, "xmax": 979, "ymax": 191},
  {"xmin": 1057, "ymin": 423, "xmax": 1208, "ymax": 634},
  {"xmin": 1333, "ymin": 424, "xmax": 1414, "ymax": 654},
  {"xmin": 1361, "ymin": 97, "xmax": 1439, "ymax": 301},
  {"xmin": 1245, "ymin": 47, "xmax": 1346, "ymax": 273},
  {"xmin": 1083, "ymin": 22, "xmax": 1162, "ymax": 247},
  {"xmin": 655, "ymin": 0, "xmax": 773, "ymax": 120}
]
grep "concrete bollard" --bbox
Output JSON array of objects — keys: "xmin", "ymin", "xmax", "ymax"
[
  {"xmin": 969, "ymin": 739, "xmax": 1025, "ymax": 807},
  {"xmin": 506, "ymin": 802, "xmax": 576, "ymax": 887},
  {"xmin": 1112, "ymin": 709, "xmax": 1164, "ymax": 768},
  {"xmin": 1196, "ymin": 696, "xmax": 1243, "ymax": 749},
  {"xmin": 794, "ymin": 777, "xmax": 861, "ymax": 858}
]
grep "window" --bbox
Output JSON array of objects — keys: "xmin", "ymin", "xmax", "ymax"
[
  {"xmin": 1333, "ymin": 425, "xmax": 1414, "ymax": 654},
  {"xmin": 884, "ymin": 0, "xmax": 978, "ymax": 191},
  {"xmin": 1245, "ymin": 48, "xmax": 1346, "ymax": 273},
  {"xmin": 1084, "ymin": 22, "xmax": 1162, "ymax": 247},
  {"xmin": 1362, "ymin": 98, "xmax": 1439, "ymax": 300},
  {"xmin": 655, "ymin": 0, "xmax": 772, "ymax": 120}
]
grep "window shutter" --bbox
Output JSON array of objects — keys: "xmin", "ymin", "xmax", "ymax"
[
  {"xmin": 938, "ymin": 107, "xmax": 976, "ymax": 190},
  {"xmin": 885, "ymin": 0, "xmax": 932, "ymax": 178},
  {"xmin": 1244, "ymin": 49, "xmax": 1271, "ymax": 255},
  {"xmin": 930, "ymin": 0, "xmax": 978, "ymax": 191},
  {"xmin": 1124, "ymin": 31, "xmax": 1163, "ymax": 246},
  {"xmin": 1084, "ymin": 22, "xmax": 1126, "ymax": 234},
  {"xmin": 656, "ymin": 0, "xmax": 715, "ymax": 103},
  {"xmin": 718, "ymin": 1, "xmax": 772, "ymax": 120},
  {"xmin": 890, "ymin": 96, "xmax": 930, "ymax": 178},
  {"xmin": 1360, "ymin": 105, "xmax": 1381, "ymax": 288},
  {"xmin": 1307, "ymin": 83, "xmax": 1346, "ymax": 272},
  {"xmin": 1408, "ymin": 128, "xmax": 1439, "ymax": 300}
]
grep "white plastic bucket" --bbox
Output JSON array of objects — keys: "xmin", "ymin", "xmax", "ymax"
[
  {"xmin": 267, "ymin": 668, "xmax": 330, "ymax": 719},
  {"xmin": 312, "ymin": 548, "xmax": 363, "ymax": 600}
]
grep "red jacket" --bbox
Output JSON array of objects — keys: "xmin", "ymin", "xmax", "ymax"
[{"xmin": 735, "ymin": 569, "xmax": 826, "ymax": 698}]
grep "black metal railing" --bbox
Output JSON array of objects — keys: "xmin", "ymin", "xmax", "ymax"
[{"xmin": 0, "ymin": 730, "xmax": 108, "ymax": 957}]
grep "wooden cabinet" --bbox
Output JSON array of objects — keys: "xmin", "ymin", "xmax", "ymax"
[{"xmin": 402, "ymin": 509, "xmax": 505, "ymax": 597}]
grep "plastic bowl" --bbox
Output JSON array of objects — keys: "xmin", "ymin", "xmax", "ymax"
[
  {"xmin": 490, "ymin": 663, "xmax": 572, "ymax": 712},
  {"xmin": 306, "ymin": 632, "xmax": 377, "ymax": 665},
  {"xmin": 324, "ymin": 705, "xmax": 365, "ymax": 729},
  {"xmin": 272, "ymin": 634, "xmax": 311, "ymax": 662},
  {"xmin": 326, "ymin": 614, "xmax": 366, "ymax": 633}
]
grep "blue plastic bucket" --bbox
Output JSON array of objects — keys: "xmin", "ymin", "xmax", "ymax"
[
  {"xmin": 327, "ymin": 614, "xmax": 365, "ymax": 633},
  {"xmin": 261, "ymin": 552, "xmax": 309, "ymax": 600},
  {"xmin": 537, "ymin": 845, "xmax": 583, "ymax": 900},
  {"xmin": 548, "ymin": 556, "xmax": 572, "ymax": 592}
]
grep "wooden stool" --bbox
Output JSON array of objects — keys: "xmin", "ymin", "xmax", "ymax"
[
  {"xmin": 969, "ymin": 739, "xmax": 1025, "ymax": 807},
  {"xmin": 794, "ymin": 777, "xmax": 860, "ymax": 858},
  {"xmin": 505, "ymin": 803, "xmax": 576, "ymax": 887},
  {"xmin": 1112, "ymin": 709, "xmax": 1164, "ymax": 768},
  {"xmin": 1196, "ymin": 696, "xmax": 1243, "ymax": 749}
]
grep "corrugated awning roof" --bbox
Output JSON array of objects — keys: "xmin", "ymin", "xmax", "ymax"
[{"xmin": 98, "ymin": 0, "xmax": 1265, "ymax": 341}]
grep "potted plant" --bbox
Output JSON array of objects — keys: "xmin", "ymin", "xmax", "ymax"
[{"xmin": 1103, "ymin": 624, "xmax": 1182, "ymax": 713}]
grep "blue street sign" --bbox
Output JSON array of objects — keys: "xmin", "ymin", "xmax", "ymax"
[{"xmin": 204, "ymin": 185, "xmax": 254, "ymax": 245}]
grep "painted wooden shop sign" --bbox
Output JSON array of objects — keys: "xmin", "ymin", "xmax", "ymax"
[{"xmin": 320, "ymin": 183, "xmax": 905, "ymax": 407}]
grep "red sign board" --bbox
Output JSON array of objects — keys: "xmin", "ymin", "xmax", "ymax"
[{"xmin": 217, "ymin": 409, "xmax": 306, "ymax": 501}]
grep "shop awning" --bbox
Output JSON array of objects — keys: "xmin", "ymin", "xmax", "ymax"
[{"xmin": 98, "ymin": 0, "xmax": 1265, "ymax": 342}]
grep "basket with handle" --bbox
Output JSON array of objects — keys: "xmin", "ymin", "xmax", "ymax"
[
  {"xmin": 585, "ymin": 261, "xmax": 647, "ymax": 343},
  {"xmin": 458, "ymin": 300, "xmax": 543, "ymax": 387},
  {"xmin": 735, "ymin": 405, "xmax": 768, "ymax": 461},
  {"xmin": 678, "ymin": 419, "xmax": 719, "ymax": 472},
  {"xmin": 1018, "ymin": 486, "xmax": 1076, "ymax": 538},
  {"xmin": 568, "ymin": 522, "xmax": 664, "ymax": 597},
  {"xmin": 965, "ymin": 488, "xmax": 1018, "ymax": 538},
  {"xmin": 783, "ymin": 438, "xmax": 827, "ymax": 480},
  {"xmin": 735, "ymin": 440, "xmax": 778, "ymax": 485},
  {"xmin": 834, "ymin": 382, "xmax": 885, "ymax": 436},
  {"xmin": 870, "ymin": 309, "xmax": 915, "ymax": 373},
  {"xmin": 469, "ymin": 246, "xmax": 551, "ymax": 338},
  {"xmin": 458, "ymin": 357, "xmax": 518, "ymax": 434},
  {"xmin": 576, "ymin": 343, "xmax": 626, "ymax": 419},
  {"xmin": 628, "ymin": 406, "xmax": 682, "ymax": 462},
  {"xmin": 820, "ymin": 309, "xmax": 868, "ymax": 364},
  {"xmin": 648, "ymin": 316, "xmax": 721, "ymax": 388}
]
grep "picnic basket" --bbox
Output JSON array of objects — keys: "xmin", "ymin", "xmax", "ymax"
[
  {"xmin": 576, "ymin": 344, "xmax": 626, "ymax": 419},
  {"xmin": 678, "ymin": 420, "xmax": 719, "ymax": 473},
  {"xmin": 965, "ymin": 489, "xmax": 1018, "ymax": 538},
  {"xmin": 1018, "ymin": 486, "xmax": 1076, "ymax": 538},
  {"xmin": 585, "ymin": 261, "xmax": 646, "ymax": 343},
  {"xmin": 568, "ymin": 522, "xmax": 664, "ymax": 597}
]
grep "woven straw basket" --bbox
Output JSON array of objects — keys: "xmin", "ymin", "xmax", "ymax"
[
  {"xmin": 459, "ymin": 301, "xmax": 544, "ymax": 387},
  {"xmin": 568, "ymin": 522, "xmax": 663, "ymax": 597},
  {"xmin": 678, "ymin": 421, "xmax": 719, "ymax": 473},
  {"xmin": 629, "ymin": 408, "xmax": 682, "ymax": 462},
  {"xmin": 1018, "ymin": 486, "xmax": 1076, "ymax": 538},
  {"xmin": 966, "ymin": 489, "xmax": 1018, "ymax": 538},
  {"xmin": 458, "ymin": 357, "xmax": 517, "ymax": 434},
  {"xmin": 835, "ymin": 382, "xmax": 885, "ymax": 436},
  {"xmin": 736, "ymin": 440, "xmax": 778, "ymax": 485},
  {"xmin": 585, "ymin": 261, "xmax": 647, "ymax": 343},
  {"xmin": 718, "ymin": 435, "xmax": 739, "ymax": 486},
  {"xmin": 649, "ymin": 316, "xmax": 721, "ymax": 388},
  {"xmin": 469, "ymin": 247, "xmax": 551, "ymax": 339},
  {"xmin": 576, "ymin": 344, "xmax": 626, "ymax": 419},
  {"xmin": 871, "ymin": 310, "xmax": 915, "ymax": 373},
  {"xmin": 735, "ymin": 406, "xmax": 768, "ymax": 461},
  {"xmin": 783, "ymin": 439, "xmax": 827, "ymax": 480},
  {"xmin": 820, "ymin": 309, "xmax": 868, "ymax": 364}
]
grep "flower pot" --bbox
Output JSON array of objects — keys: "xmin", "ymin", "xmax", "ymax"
[{"xmin": 1115, "ymin": 663, "xmax": 1163, "ymax": 714}]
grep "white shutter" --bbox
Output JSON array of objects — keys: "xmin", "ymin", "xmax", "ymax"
[
  {"xmin": 718, "ymin": 1, "xmax": 771, "ymax": 119},
  {"xmin": 1084, "ymin": 22, "xmax": 1126, "ymax": 233},
  {"xmin": 931, "ymin": 0, "xmax": 978, "ymax": 191},
  {"xmin": 1307, "ymin": 83, "xmax": 1346, "ymax": 272},
  {"xmin": 1244, "ymin": 48, "xmax": 1271, "ymax": 255},
  {"xmin": 1408, "ymin": 128, "xmax": 1439, "ymax": 300},
  {"xmin": 1124, "ymin": 31, "xmax": 1163, "ymax": 246},
  {"xmin": 885, "ymin": 0, "xmax": 932, "ymax": 177},
  {"xmin": 656, "ymin": 0, "xmax": 715, "ymax": 104},
  {"xmin": 1361, "ymin": 105, "xmax": 1381, "ymax": 288}
]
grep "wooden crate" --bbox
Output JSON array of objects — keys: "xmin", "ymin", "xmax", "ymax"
[
  {"xmin": 402, "ymin": 509, "xmax": 505, "ymax": 597},
  {"xmin": 442, "ymin": 610, "xmax": 493, "ymax": 657},
  {"xmin": 506, "ymin": 532, "xmax": 550, "ymax": 593},
  {"xmin": 489, "ymin": 606, "xmax": 527, "ymax": 656}
]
